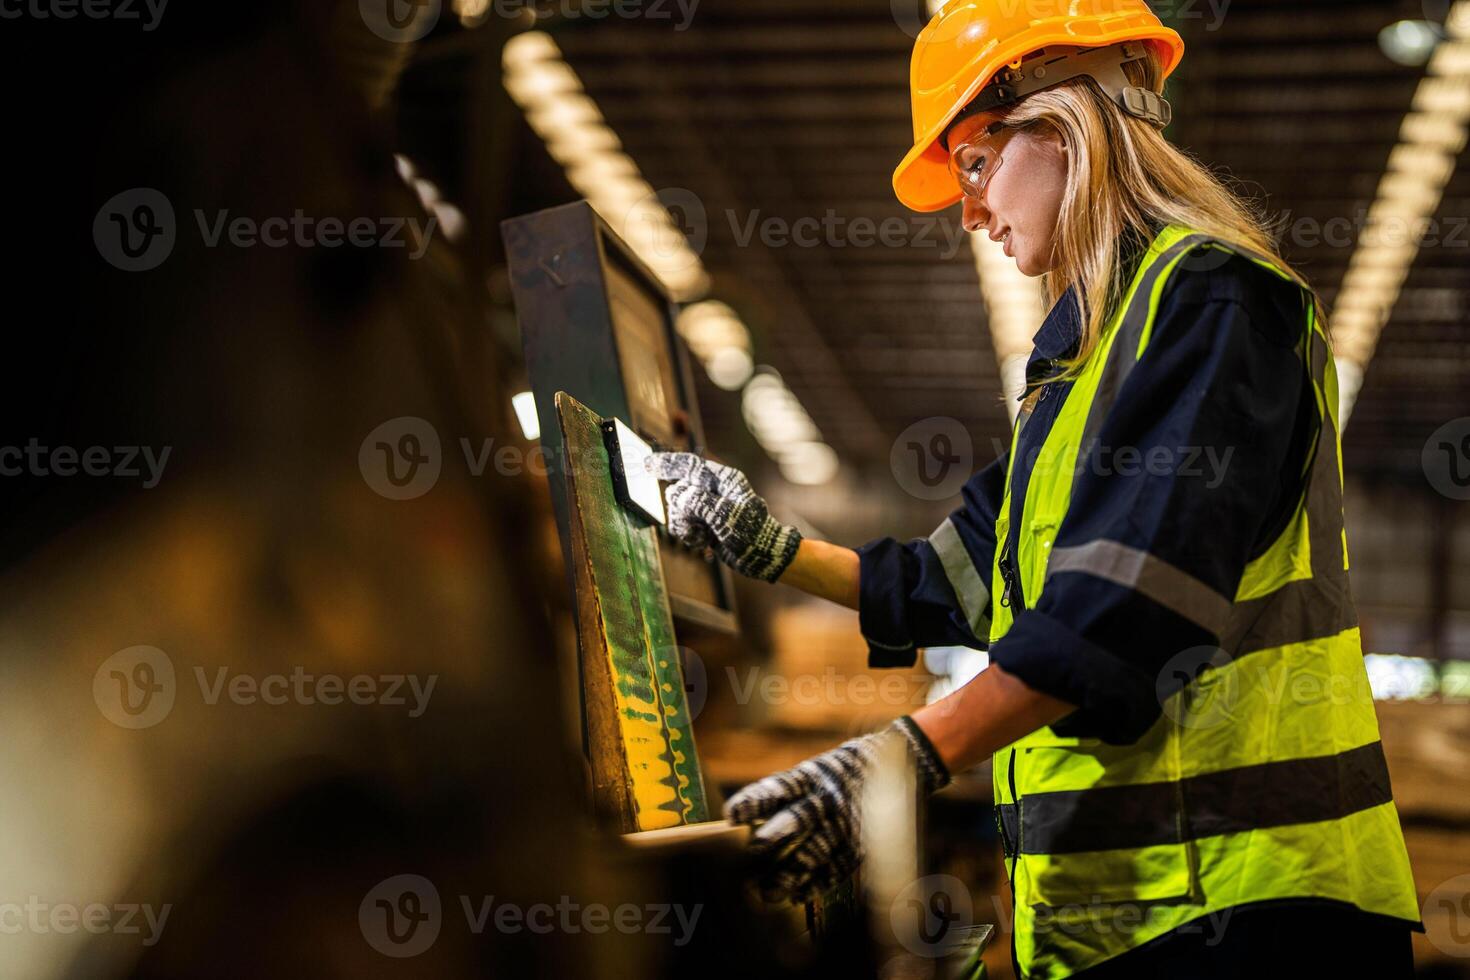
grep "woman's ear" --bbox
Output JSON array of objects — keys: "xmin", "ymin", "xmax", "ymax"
[{"xmin": 1033, "ymin": 123, "xmax": 1067, "ymax": 155}]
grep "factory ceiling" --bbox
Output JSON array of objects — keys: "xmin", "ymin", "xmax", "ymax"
[{"xmin": 544, "ymin": 0, "xmax": 1469, "ymax": 487}]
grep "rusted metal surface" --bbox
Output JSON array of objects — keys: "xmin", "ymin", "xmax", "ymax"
[{"xmin": 559, "ymin": 392, "xmax": 710, "ymax": 831}]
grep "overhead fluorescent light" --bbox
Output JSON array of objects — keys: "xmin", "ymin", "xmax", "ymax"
[
  {"xmin": 503, "ymin": 32, "xmax": 838, "ymax": 479},
  {"xmin": 1332, "ymin": 1, "xmax": 1470, "ymax": 427}
]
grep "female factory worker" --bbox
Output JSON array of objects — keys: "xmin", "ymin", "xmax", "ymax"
[{"xmin": 649, "ymin": 1, "xmax": 1422, "ymax": 976}]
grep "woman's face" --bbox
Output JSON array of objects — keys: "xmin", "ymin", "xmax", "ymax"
[{"xmin": 948, "ymin": 114, "xmax": 1068, "ymax": 277}]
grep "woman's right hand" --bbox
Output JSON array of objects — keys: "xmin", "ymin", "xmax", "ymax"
[
  {"xmin": 723, "ymin": 716, "xmax": 951, "ymax": 903},
  {"xmin": 647, "ymin": 452, "xmax": 802, "ymax": 583}
]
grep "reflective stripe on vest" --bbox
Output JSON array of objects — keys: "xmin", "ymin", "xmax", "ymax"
[
  {"xmin": 986, "ymin": 225, "xmax": 1420, "ymax": 980},
  {"xmin": 929, "ymin": 516, "xmax": 992, "ymax": 639},
  {"xmin": 1046, "ymin": 539, "xmax": 1232, "ymax": 636},
  {"xmin": 997, "ymin": 740, "xmax": 1393, "ymax": 855}
]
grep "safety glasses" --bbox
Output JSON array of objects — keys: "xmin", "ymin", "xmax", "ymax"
[{"xmin": 948, "ymin": 121, "xmax": 1020, "ymax": 203}]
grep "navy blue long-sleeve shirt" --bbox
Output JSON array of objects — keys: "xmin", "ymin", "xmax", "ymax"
[{"xmin": 857, "ymin": 243, "xmax": 1316, "ymax": 744}]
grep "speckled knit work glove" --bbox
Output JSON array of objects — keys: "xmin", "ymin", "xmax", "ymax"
[
  {"xmin": 723, "ymin": 716, "xmax": 951, "ymax": 903},
  {"xmin": 647, "ymin": 451, "xmax": 802, "ymax": 583}
]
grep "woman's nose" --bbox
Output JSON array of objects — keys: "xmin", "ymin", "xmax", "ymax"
[{"xmin": 961, "ymin": 197, "xmax": 990, "ymax": 234}]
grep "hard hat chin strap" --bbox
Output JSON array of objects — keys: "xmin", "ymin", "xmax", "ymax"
[{"xmin": 951, "ymin": 42, "xmax": 1173, "ymax": 133}]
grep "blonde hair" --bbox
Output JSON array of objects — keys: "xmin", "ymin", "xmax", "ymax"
[{"xmin": 998, "ymin": 51, "xmax": 1322, "ymax": 377}]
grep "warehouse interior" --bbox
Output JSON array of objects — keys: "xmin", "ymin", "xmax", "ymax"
[{"xmin": 2, "ymin": 0, "xmax": 1468, "ymax": 977}]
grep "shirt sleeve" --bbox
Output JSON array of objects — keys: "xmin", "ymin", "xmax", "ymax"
[
  {"xmin": 987, "ymin": 250, "xmax": 1317, "ymax": 744},
  {"xmin": 855, "ymin": 453, "xmax": 1007, "ymax": 667}
]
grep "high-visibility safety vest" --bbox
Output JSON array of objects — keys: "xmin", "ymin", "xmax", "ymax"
[{"xmin": 987, "ymin": 224, "xmax": 1420, "ymax": 978}]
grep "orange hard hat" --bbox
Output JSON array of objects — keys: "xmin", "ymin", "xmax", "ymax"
[{"xmin": 892, "ymin": 0, "xmax": 1185, "ymax": 212}]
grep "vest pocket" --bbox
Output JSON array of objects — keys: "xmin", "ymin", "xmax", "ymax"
[
  {"xmin": 1024, "ymin": 842, "xmax": 1196, "ymax": 908},
  {"xmin": 1023, "ymin": 515, "xmax": 1061, "ymax": 603},
  {"xmin": 1016, "ymin": 736, "xmax": 1196, "ymax": 909}
]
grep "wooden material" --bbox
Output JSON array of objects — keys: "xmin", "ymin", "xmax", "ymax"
[
  {"xmin": 621, "ymin": 819, "xmax": 750, "ymax": 850},
  {"xmin": 558, "ymin": 391, "xmax": 710, "ymax": 832}
]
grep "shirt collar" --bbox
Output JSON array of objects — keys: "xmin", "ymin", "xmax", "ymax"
[
  {"xmin": 1018, "ymin": 228, "xmax": 1157, "ymax": 395},
  {"xmin": 1023, "ymin": 285, "xmax": 1082, "ymax": 392}
]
